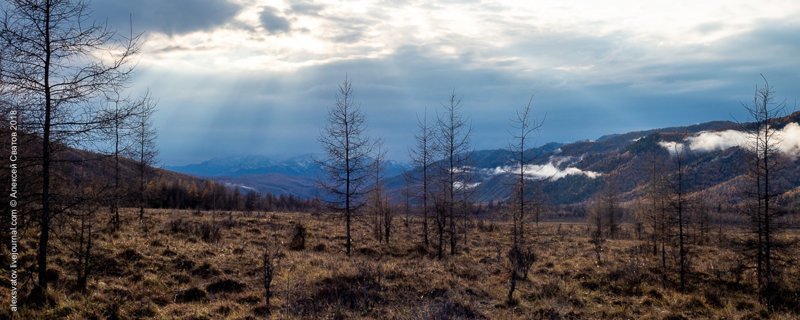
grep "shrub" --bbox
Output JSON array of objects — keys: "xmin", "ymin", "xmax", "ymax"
[
  {"xmin": 289, "ymin": 223, "xmax": 306, "ymax": 251},
  {"xmin": 168, "ymin": 218, "xmax": 191, "ymax": 233},
  {"xmin": 221, "ymin": 212, "xmax": 237, "ymax": 228},
  {"xmin": 609, "ymin": 255, "xmax": 649, "ymax": 296},
  {"xmin": 174, "ymin": 287, "xmax": 208, "ymax": 303},
  {"xmin": 117, "ymin": 248, "xmax": 143, "ymax": 261},
  {"xmin": 192, "ymin": 262, "xmax": 220, "ymax": 278},
  {"xmin": 262, "ymin": 237, "xmax": 282, "ymax": 315},
  {"xmin": 509, "ymin": 245, "xmax": 536, "ymax": 280},
  {"xmin": 428, "ymin": 300, "xmax": 484, "ymax": 319},
  {"xmin": 206, "ymin": 279, "xmax": 247, "ymax": 294},
  {"xmin": 539, "ymin": 279, "xmax": 563, "ymax": 299},
  {"xmin": 197, "ymin": 221, "xmax": 221, "ymax": 243},
  {"xmin": 476, "ymin": 219, "xmax": 495, "ymax": 232}
]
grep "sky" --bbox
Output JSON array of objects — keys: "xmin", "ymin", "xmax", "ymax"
[{"xmin": 88, "ymin": 0, "xmax": 800, "ymax": 166}]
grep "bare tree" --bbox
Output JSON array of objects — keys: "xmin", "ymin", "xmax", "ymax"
[
  {"xmin": 644, "ymin": 147, "xmax": 671, "ymax": 287},
  {"xmin": 741, "ymin": 76, "xmax": 787, "ymax": 305},
  {"xmin": 383, "ymin": 204, "xmax": 394, "ymax": 244},
  {"xmin": 588, "ymin": 198, "xmax": 605, "ymax": 266},
  {"xmin": 131, "ymin": 93, "xmax": 157, "ymax": 224},
  {"xmin": 669, "ymin": 144, "xmax": 690, "ymax": 292},
  {"xmin": 108, "ymin": 95, "xmax": 125, "ymax": 233},
  {"xmin": 262, "ymin": 235, "xmax": 281, "ymax": 315},
  {"xmin": 60, "ymin": 179, "xmax": 106, "ymax": 294},
  {"xmin": 73, "ymin": 209, "xmax": 93, "ymax": 293},
  {"xmin": 1, "ymin": 0, "xmax": 140, "ymax": 294},
  {"xmin": 506, "ymin": 96, "xmax": 543, "ymax": 303},
  {"xmin": 434, "ymin": 91, "xmax": 471, "ymax": 256},
  {"xmin": 318, "ymin": 76, "xmax": 372, "ymax": 256},
  {"xmin": 432, "ymin": 193, "xmax": 447, "ymax": 259},
  {"xmin": 401, "ymin": 173, "xmax": 412, "ymax": 233},
  {"xmin": 599, "ymin": 178, "xmax": 620, "ymax": 239},
  {"xmin": 694, "ymin": 199, "xmax": 711, "ymax": 245},
  {"xmin": 101, "ymin": 90, "xmax": 141, "ymax": 233},
  {"xmin": 632, "ymin": 198, "xmax": 646, "ymax": 241},
  {"xmin": 369, "ymin": 141, "xmax": 391, "ymax": 244},
  {"xmin": 409, "ymin": 108, "xmax": 434, "ymax": 247}
]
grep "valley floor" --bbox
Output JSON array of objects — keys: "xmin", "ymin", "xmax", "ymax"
[{"xmin": 2, "ymin": 209, "xmax": 799, "ymax": 319}]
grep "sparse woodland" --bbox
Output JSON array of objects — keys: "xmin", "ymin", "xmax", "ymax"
[{"xmin": 0, "ymin": 1, "xmax": 799, "ymax": 319}]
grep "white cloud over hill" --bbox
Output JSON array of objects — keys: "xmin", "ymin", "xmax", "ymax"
[
  {"xmin": 492, "ymin": 162, "xmax": 601, "ymax": 181},
  {"xmin": 659, "ymin": 122, "xmax": 800, "ymax": 157}
]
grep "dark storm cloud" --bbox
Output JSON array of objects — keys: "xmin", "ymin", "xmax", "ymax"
[
  {"xmin": 137, "ymin": 20, "xmax": 799, "ymax": 166},
  {"xmin": 260, "ymin": 8, "xmax": 291, "ymax": 34},
  {"xmin": 90, "ymin": 0, "xmax": 241, "ymax": 35}
]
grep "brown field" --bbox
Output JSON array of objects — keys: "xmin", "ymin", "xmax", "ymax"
[{"xmin": 2, "ymin": 209, "xmax": 799, "ymax": 319}]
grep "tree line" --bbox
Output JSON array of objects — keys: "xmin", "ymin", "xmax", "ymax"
[{"xmin": 145, "ymin": 178, "xmax": 322, "ymax": 213}]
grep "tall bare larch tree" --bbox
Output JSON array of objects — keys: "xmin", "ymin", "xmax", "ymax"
[
  {"xmin": 434, "ymin": 91, "xmax": 471, "ymax": 256},
  {"xmin": 131, "ymin": 92, "xmax": 157, "ymax": 225},
  {"xmin": 741, "ymin": 76, "xmax": 787, "ymax": 306},
  {"xmin": 319, "ymin": 76, "xmax": 372, "ymax": 256},
  {"xmin": 409, "ymin": 108, "xmax": 434, "ymax": 247},
  {"xmin": 506, "ymin": 95, "xmax": 542, "ymax": 302},
  {"xmin": 1, "ymin": 0, "xmax": 140, "ymax": 295}
]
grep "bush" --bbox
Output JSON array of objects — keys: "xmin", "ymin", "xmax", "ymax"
[
  {"xmin": 192, "ymin": 262, "xmax": 221, "ymax": 278},
  {"xmin": 221, "ymin": 211, "xmax": 237, "ymax": 228},
  {"xmin": 289, "ymin": 223, "xmax": 306, "ymax": 250},
  {"xmin": 476, "ymin": 219, "xmax": 495, "ymax": 232},
  {"xmin": 117, "ymin": 248, "xmax": 143, "ymax": 261},
  {"xmin": 509, "ymin": 246, "xmax": 536, "ymax": 280},
  {"xmin": 539, "ymin": 280, "xmax": 563, "ymax": 299},
  {"xmin": 174, "ymin": 287, "xmax": 208, "ymax": 303},
  {"xmin": 197, "ymin": 221, "xmax": 221, "ymax": 243},
  {"xmin": 607, "ymin": 255, "xmax": 651, "ymax": 296},
  {"xmin": 206, "ymin": 279, "xmax": 247, "ymax": 294},
  {"xmin": 428, "ymin": 300, "xmax": 484, "ymax": 319},
  {"xmin": 169, "ymin": 218, "xmax": 191, "ymax": 233}
]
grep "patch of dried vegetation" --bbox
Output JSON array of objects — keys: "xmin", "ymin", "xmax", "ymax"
[{"xmin": 1, "ymin": 209, "xmax": 798, "ymax": 319}]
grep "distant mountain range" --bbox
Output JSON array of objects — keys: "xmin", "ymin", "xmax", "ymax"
[
  {"xmin": 167, "ymin": 111, "xmax": 800, "ymax": 208},
  {"xmin": 166, "ymin": 154, "xmax": 410, "ymax": 199}
]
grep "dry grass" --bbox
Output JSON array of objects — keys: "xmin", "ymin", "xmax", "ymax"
[{"xmin": 1, "ymin": 209, "xmax": 798, "ymax": 319}]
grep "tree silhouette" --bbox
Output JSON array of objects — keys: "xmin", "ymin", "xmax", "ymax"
[
  {"xmin": 740, "ymin": 76, "xmax": 789, "ymax": 307},
  {"xmin": 409, "ymin": 108, "xmax": 435, "ymax": 247},
  {"xmin": 318, "ymin": 76, "xmax": 372, "ymax": 256},
  {"xmin": 434, "ymin": 91, "xmax": 471, "ymax": 256},
  {"xmin": 506, "ymin": 95, "xmax": 542, "ymax": 302},
  {"xmin": 1, "ymin": 0, "xmax": 140, "ymax": 295}
]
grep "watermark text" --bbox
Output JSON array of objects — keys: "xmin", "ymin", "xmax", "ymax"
[{"xmin": 8, "ymin": 109, "xmax": 19, "ymax": 313}]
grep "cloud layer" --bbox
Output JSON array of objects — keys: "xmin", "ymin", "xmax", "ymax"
[
  {"xmin": 260, "ymin": 8, "xmax": 291, "ymax": 34},
  {"xmin": 492, "ymin": 162, "xmax": 601, "ymax": 181},
  {"xmin": 91, "ymin": 0, "xmax": 241, "ymax": 35},
  {"xmin": 659, "ymin": 123, "xmax": 800, "ymax": 157},
  {"xmin": 686, "ymin": 130, "xmax": 748, "ymax": 152},
  {"xmin": 83, "ymin": 0, "xmax": 800, "ymax": 165}
]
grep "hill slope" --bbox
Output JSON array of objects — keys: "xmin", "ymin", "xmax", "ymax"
[{"xmin": 168, "ymin": 111, "xmax": 800, "ymax": 208}]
